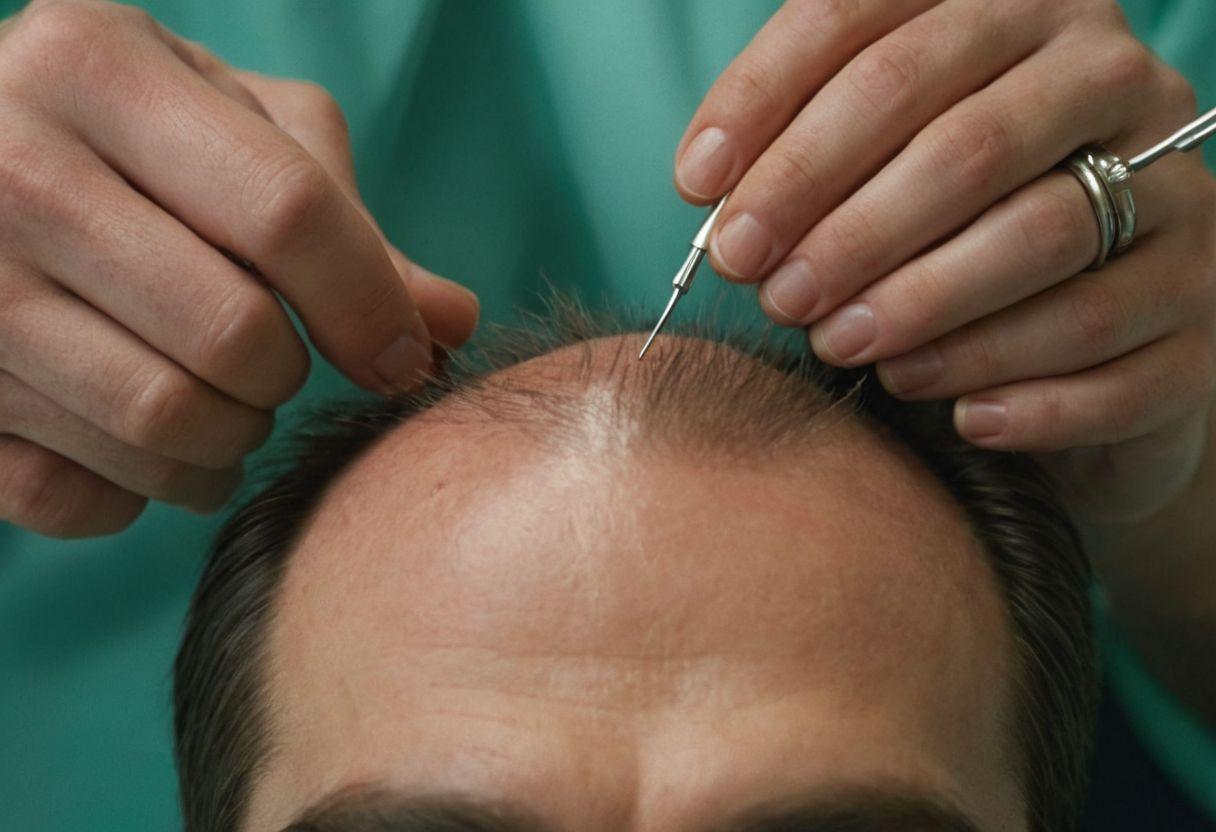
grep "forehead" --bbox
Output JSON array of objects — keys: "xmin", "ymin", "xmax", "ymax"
[{"xmin": 256, "ymin": 339, "xmax": 1019, "ymax": 830}]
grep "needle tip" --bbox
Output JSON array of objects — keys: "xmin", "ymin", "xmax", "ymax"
[{"xmin": 637, "ymin": 288, "xmax": 683, "ymax": 360}]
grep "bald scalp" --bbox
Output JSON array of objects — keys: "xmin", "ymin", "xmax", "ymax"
[
  {"xmin": 398, "ymin": 332, "xmax": 852, "ymax": 462},
  {"xmin": 174, "ymin": 298, "xmax": 1094, "ymax": 832}
]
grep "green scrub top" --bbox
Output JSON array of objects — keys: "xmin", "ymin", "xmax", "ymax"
[{"xmin": 0, "ymin": 2, "xmax": 1212, "ymax": 830}]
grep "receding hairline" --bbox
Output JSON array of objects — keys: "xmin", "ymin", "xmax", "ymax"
[
  {"xmin": 375, "ymin": 331, "xmax": 860, "ymax": 463},
  {"xmin": 175, "ymin": 311, "xmax": 1095, "ymax": 832},
  {"xmin": 293, "ymin": 331, "xmax": 925, "ymax": 567}
]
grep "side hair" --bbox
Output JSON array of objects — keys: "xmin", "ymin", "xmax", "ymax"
[{"xmin": 174, "ymin": 296, "xmax": 1096, "ymax": 832}]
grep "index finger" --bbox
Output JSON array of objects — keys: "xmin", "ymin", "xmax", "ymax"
[
  {"xmin": 674, "ymin": 0, "xmax": 940, "ymax": 203},
  {"xmin": 34, "ymin": 9, "xmax": 430, "ymax": 391}
]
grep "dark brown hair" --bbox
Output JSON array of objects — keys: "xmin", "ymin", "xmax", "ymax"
[{"xmin": 174, "ymin": 297, "xmax": 1096, "ymax": 832}]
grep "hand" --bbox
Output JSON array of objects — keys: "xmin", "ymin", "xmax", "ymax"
[
  {"xmin": 0, "ymin": 0, "xmax": 479, "ymax": 538},
  {"xmin": 677, "ymin": 0, "xmax": 1216, "ymax": 523}
]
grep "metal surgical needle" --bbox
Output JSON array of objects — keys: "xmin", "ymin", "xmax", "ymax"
[
  {"xmin": 638, "ymin": 194, "xmax": 730, "ymax": 359},
  {"xmin": 1128, "ymin": 104, "xmax": 1216, "ymax": 172}
]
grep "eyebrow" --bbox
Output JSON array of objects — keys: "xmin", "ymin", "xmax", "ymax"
[{"xmin": 281, "ymin": 785, "xmax": 986, "ymax": 832}]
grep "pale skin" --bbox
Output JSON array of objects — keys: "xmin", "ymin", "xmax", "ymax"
[
  {"xmin": 0, "ymin": 0, "xmax": 479, "ymax": 535},
  {"xmin": 674, "ymin": 0, "xmax": 1216, "ymax": 734},
  {"xmin": 0, "ymin": 0, "xmax": 1213, "ymax": 540},
  {"xmin": 250, "ymin": 338, "xmax": 1024, "ymax": 832},
  {"xmin": 0, "ymin": 0, "xmax": 1211, "ymax": 760},
  {"xmin": 677, "ymin": 0, "xmax": 1216, "ymax": 523}
]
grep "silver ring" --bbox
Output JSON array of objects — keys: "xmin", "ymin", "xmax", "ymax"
[{"xmin": 1063, "ymin": 144, "xmax": 1137, "ymax": 270}]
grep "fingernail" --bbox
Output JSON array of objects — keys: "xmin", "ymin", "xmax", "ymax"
[
  {"xmin": 957, "ymin": 399, "xmax": 1007, "ymax": 439},
  {"xmin": 414, "ymin": 265, "xmax": 480, "ymax": 316},
  {"xmin": 763, "ymin": 259, "xmax": 819, "ymax": 324},
  {"xmin": 676, "ymin": 127, "xmax": 735, "ymax": 198},
  {"xmin": 880, "ymin": 346, "xmax": 943, "ymax": 395},
  {"xmin": 815, "ymin": 303, "xmax": 877, "ymax": 362},
  {"xmin": 373, "ymin": 335, "xmax": 433, "ymax": 390},
  {"xmin": 713, "ymin": 212, "xmax": 775, "ymax": 279}
]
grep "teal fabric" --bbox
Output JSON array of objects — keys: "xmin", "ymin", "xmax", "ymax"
[
  {"xmin": 0, "ymin": 2, "xmax": 1212, "ymax": 830},
  {"xmin": 1095, "ymin": 592, "xmax": 1216, "ymax": 821}
]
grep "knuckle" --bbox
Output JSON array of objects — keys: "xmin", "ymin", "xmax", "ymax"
[
  {"xmin": 11, "ymin": 0, "xmax": 121, "ymax": 78},
  {"xmin": 766, "ymin": 142, "xmax": 823, "ymax": 203},
  {"xmin": 196, "ymin": 288, "xmax": 286, "ymax": 394},
  {"xmin": 118, "ymin": 366, "xmax": 197, "ymax": 452},
  {"xmin": 1158, "ymin": 68, "xmax": 1198, "ymax": 119},
  {"xmin": 932, "ymin": 111, "xmax": 1017, "ymax": 196},
  {"xmin": 0, "ymin": 370, "xmax": 34, "ymax": 434},
  {"xmin": 1090, "ymin": 0, "xmax": 1133, "ymax": 26},
  {"xmin": 243, "ymin": 151, "xmax": 336, "ymax": 258},
  {"xmin": 1015, "ymin": 186, "xmax": 1094, "ymax": 266},
  {"xmin": 0, "ymin": 284, "xmax": 48, "ymax": 349},
  {"xmin": 335, "ymin": 269, "xmax": 404, "ymax": 336},
  {"xmin": 3, "ymin": 447, "xmax": 78, "ymax": 536},
  {"xmin": 1067, "ymin": 278, "xmax": 1124, "ymax": 348},
  {"xmin": 1097, "ymin": 39, "xmax": 1156, "ymax": 92},
  {"xmin": 17, "ymin": 0, "xmax": 96, "ymax": 44},
  {"xmin": 848, "ymin": 38, "xmax": 921, "ymax": 116},
  {"xmin": 954, "ymin": 327, "xmax": 1003, "ymax": 383},
  {"xmin": 294, "ymin": 80, "xmax": 349, "ymax": 136},
  {"xmin": 188, "ymin": 43, "xmax": 225, "ymax": 76},
  {"xmin": 817, "ymin": 206, "xmax": 883, "ymax": 278},
  {"xmin": 0, "ymin": 137, "xmax": 69, "ymax": 224},
  {"xmin": 113, "ymin": 3, "xmax": 155, "ymax": 30},
  {"xmin": 796, "ymin": 0, "xmax": 862, "ymax": 39},
  {"xmin": 721, "ymin": 54, "xmax": 784, "ymax": 120}
]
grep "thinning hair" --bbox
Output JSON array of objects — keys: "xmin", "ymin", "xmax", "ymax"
[{"xmin": 174, "ymin": 296, "xmax": 1096, "ymax": 832}]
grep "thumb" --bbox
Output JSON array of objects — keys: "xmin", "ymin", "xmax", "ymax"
[{"xmin": 235, "ymin": 71, "xmax": 479, "ymax": 349}]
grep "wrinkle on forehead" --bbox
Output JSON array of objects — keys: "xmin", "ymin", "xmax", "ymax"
[{"xmin": 258, "ymin": 334, "xmax": 1018, "ymax": 831}]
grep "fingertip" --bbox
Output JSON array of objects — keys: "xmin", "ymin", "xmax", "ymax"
[
  {"xmin": 181, "ymin": 464, "xmax": 246, "ymax": 515},
  {"xmin": 708, "ymin": 212, "xmax": 775, "ymax": 283},
  {"xmin": 44, "ymin": 498, "xmax": 149, "ymax": 539},
  {"xmin": 674, "ymin": 125, "xmax": 737, "ymax": 204},
  {"xmin": 954, "ymin": 397, "xmax": 1011, "ymax": 448},
  {"xmin": 67, "ymin": 481, "xmax": 148, "ymax": 540},
  {"xmin": 370, "ymin": 334, "xmax": 434, "ymax": 393},
  {"xmin": 673, "ymin": 172, "xmax": 726, "ymax": 206},
  {"xmin": 873, "ymin": 362, "xmax": 906, "ymax": 398},
  {"xmin": 406, "ymin": 262, "xmax": 480, "ymax": 350},
  {"xmin": 707, "ymin": 250, "xmax": 755, "ymax": 284},
  {"xmin": 807, "ymin": 324, "xmax": 845, "ymax": 367},
  {"xmin": 0, "ymin": 437, "xmax": 148, "ymax": 538},
  {"xmin": 758, "ymin": 279, "xmax": 806, "ymax": 327}
]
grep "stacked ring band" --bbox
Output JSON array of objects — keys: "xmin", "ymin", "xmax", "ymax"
[{"xmin": 1064, "ymin": 145, "xmax": 1138, "ymax": 270}]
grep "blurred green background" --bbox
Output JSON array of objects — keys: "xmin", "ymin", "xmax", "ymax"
[{"xmin": 0, "ymin": 1, "xmax": 1212, "ymax": 829}]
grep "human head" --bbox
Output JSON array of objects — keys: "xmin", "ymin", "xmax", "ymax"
[{"xmin": 174, "ymin": 301, "xmax": 1096, "ymax": 832}]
